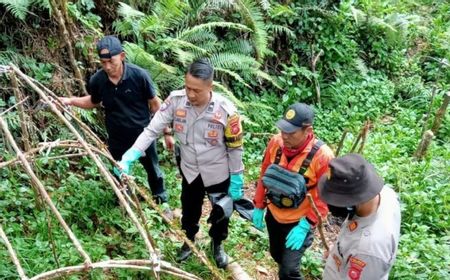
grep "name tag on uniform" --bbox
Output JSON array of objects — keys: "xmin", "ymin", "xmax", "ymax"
[{"xmin": 176, "ymin": 109, "xmax": 187, "ymax": 117}]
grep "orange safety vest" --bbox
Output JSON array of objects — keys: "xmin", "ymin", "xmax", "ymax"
[{"xmin": 254, "ymin": 134, "xmax": 334, "ymax": 224}]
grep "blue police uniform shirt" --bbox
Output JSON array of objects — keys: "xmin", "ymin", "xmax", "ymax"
[{"xmin": 88, "ymin": 62, "xmax": 156, "ymax": 147}]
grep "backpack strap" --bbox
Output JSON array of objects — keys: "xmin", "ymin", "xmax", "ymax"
[
  {"xmin": 300, "ymin": 140, "xmax": 324, "ymax": 188},
  {"xmin": 274, "ymin": 147, "xmax": 282, "ymax": 165},
  {"xmin": 272, "ymin": 140, "xmax": 324, "ymax": 187}
]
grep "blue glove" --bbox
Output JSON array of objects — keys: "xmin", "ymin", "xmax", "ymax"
[
  {"xmin": 228, "ymin": 173, "xmax": 244, "ymax": 201},
  {"xmin": 285, "ymin": 218, "xmax": 311, "ymax": 250},
  {"xmin": 114, "ymin": 148, "xmax": 142, "ymax": 177},
  {"xmin": 252, "ymin": 208, "xmax": 265, "ymax": 230}
]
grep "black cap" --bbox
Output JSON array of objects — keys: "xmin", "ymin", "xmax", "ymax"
[
  {"xmin": 97, "ymin": 35, "xmax": 123, "ymax": 59},
  {"xmin": 318, "ymin": 154, "xmax": 384, "ymax": 207},
  {"xmin": 276, "ymin": 103, "xmax": 314, "ymax": 133}
]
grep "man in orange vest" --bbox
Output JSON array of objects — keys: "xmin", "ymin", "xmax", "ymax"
[{"xmin": 253, "ymin": 103, "xmax": 334, "ymax": 280}]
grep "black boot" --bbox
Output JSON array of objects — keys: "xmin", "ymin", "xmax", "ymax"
[
  {"xmin": 211, "ymin": 240, "xmax": 228, "ymax": 268},
  {"xmin": 176, "ymin": 242, "xmax": 192, "ymax": 262}
]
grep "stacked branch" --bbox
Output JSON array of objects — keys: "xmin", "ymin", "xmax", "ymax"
[{"xmin": 1, "ymin": 65, "xmax": 239, "ymax": 280}]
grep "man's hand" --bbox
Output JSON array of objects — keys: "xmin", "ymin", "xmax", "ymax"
[
  {"xmin": 285, "ymin": 218, "xmax": 311, "ymax": 250},
  {"xmin": 228, "ymin": 173, "xmax": 244, "ymax": 201},
  {"xmin": 113, "ymin": 148, "xmax": 142, "ymax": 177},
  {"xmin": 59, "ymin": 97, "xmax": 73, "ymax": 106},
  {"xmin": 252, "ymin": 208, "xmax": 265, "ymax": 230},
  {"xmin": 164, "ymin": 135, "xmax": 175, "ymax": 151}
]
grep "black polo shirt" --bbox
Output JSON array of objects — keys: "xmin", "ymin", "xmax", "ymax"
[{"xmin": 89, "ymin": 62, "xmax": 156, "ymax": 147}]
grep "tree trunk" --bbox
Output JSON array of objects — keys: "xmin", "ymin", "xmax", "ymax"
[
  {"xmin": 414, "ymin": 130, "xmax": 434, "ymax": 159},
  {"xmin": 431, "ymin": 92, "xmax": 450, "ymax": 136}
]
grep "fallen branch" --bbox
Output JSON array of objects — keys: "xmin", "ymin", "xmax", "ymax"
[
  {"xmin": 134, "ymin": 183, "xmax": 226, "ymax": 280},
  {"xmin": 0, "ymin": 224, "xmax": 28, "ymax": 280},
  {"xmin": 335, "ymin": 129, "xmax": 348, "ymax": 157},
  {"xmin": 0, "ymin": 96, "xmax": 30, "ymax": 117},
  {"xmin": 431, "ymin": 92, "xmax": 450, "ymax": 136},
  {"xmin": 10, "ymin": 63, "xmax": 156, "ymax": 260},
  {"xmin": 306, "ymin": 194, "xmax": 329, "ymax": 251},
  {"xmin": 29, "ymin": 259, "xmax": 201, "ymax": 280},
  {"xmin": 48, "ymin": 0, "xmax": 87, "ymax": 95},
  {"xmin": 310, "ymin": 48, "xmax": 324, "ymax": 105},
  {"xmin": 0, "ymin": 116, "xmax": 92, "ymax": 264}
]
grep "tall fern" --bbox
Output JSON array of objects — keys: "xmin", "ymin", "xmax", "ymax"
[{"xmin": 0, "ymin": 0, "xmax": 31, "ymax": 20}]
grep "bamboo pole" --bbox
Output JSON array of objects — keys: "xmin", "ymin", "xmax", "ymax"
[
  {"xmin": 134, "ymin": 183, "xmax": 226, "ymax": 280},
  {"xmin": 10, "ymin": 64, "xmax": 156, "ymax": 259},
  {"xmin": 0, "ymin": 116, "xmax": 92, "ymax": 264},
  {"xmin": 32, "ymin": 79, "xmax": 106, "ymax": 151},
  {"xmin": 0, "ymin": 96, "xmax": 30, "ymax": 117},
  {"xmin": 357, "ymin": 121, "xmax": 371, "ymax": 154},
  {"xmin": 29, "ymin": 259, "xmax": 201, "ymax": 280},
  {"xmin": 48, "ymin": 0, "xmax": 87, "ymax": 95},
  {"xmin": 306, "ymin": 194, "xmax": 329, "ymax": 251},
  {"xmin": 0, "ymin": 224, "xmax": 29, "ymax": 280},
  {"xmin": 431, "ymin": 92, "xmax": 450, "ymax": 136},
  {"xmin": 335, "ymin": 129, "xmax": 348, "ymax": 157},
  {"xmin": 9, "ymin": 71, "xmax": 32, "ymax": 151}
]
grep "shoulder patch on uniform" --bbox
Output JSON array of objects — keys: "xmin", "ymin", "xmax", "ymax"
[
  {"xmin": 348, "ymin": 220, "xmax": 358, "ymax": 232},
  {"xmin": 348, "ymin": 256, "xmax": 366, "ymax": 280},
  {"xmin": 225, "ymin": 113, "xmax": 243, "ymax": 148}
]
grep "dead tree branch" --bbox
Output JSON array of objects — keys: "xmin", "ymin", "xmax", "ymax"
[
  {"xmin": 10, "ymin": 64, "xmax": 156, "ymax": 259},
  {"xmin": 431, "ymin": 92, "xmax": 450, "ymax": 136},
  {"xmin": 306, "ymin": 194, "xmax": 330, "ymax": 251},
  {"xmin": 29, "ymin": 259, "xmax": 201, "ymax": 280},
  {"xmin": 0, "ymin": 224, "xmax": 28, "ymax": 280},
  {"xmin": 0, "ymin": 116, "xmax": 92, "ymax": 264},
  {"xmin": 48, "ymin": 0, "xmax": 87, "ymax": 95}
]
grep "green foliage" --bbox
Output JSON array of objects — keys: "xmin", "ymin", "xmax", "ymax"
[
  {"xmin": 0, "ymin": 0, "xmax": 31, "ymax": 20},
  {"xmin": 113, "ymin": 0, "xmax": 274, "ymax": 97},
  {"xmin": 1, "ymin": 0, "xmax": 450, "ymax": 279}
]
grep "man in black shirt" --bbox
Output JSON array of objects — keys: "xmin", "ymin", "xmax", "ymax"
[{"xmin": 60, "ymin": 36, "xmax": 173, "ymax": 209}]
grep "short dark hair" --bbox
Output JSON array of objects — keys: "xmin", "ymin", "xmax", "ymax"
[{"xmin": 187, "ymin": 59, "xmax": 214, "ymax": 81}]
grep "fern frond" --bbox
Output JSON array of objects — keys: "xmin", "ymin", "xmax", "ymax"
[
  {"xmin": 255, "ymin": 69, "xmax": 281, "ymax": 89},
  {"xmin": 257, "ymin": 0, "xmax": 270, "ymax": 10},
  {"xmin": 123, "ymin": 42, "xmax": 177, "ymax": 77},
  {"xmin": 179, "ymin": 22, "xmax": 252, "ymax": 39},
  {"xmin": 209, "ymin": 52, "xmax": 260, "ymax": 71},
  {"xmin": 158, "ymin": 38, "xmax": 208, "ymax": 55},
  {"xmin": 213, "ymin": 81, "xmax": 245, "ymax": 109},
  {"xmin": 178, "ymin": 29, "xmax": 218, "ymax": 44},
  {"xmin": 0, "ymin": 0, "xmax": 30, "ymax": 20},
  {"xmin": 154, "ymin": 0, "xmax": 188, "ymax": 28},
  {"xmin": 207, "ymin": 0, "xmax": 235, "ymax": 9},
  {"xmin": 354, "ymin": 57, "xmax": 368, "ymax": 77},
  {"xmin": 31, "ymin": 0, "xmax": 50, "ymax": 12},
  {"xmin": 173, "ymin": 48, "xmax": 196, "ymax": 66},
  {"xmin": 235, "ymin": 0, "xmax": 269, "ymax": 62},
  {"xmin": 269, "ymin": 3, "xmax": 295, "ymax": 17},
  {"xmin": 266, "ymin": 24, "xmax": 295, "ymax": 38},
  {"xmin": 221, "ymin": 40, "xmax": 254, "ymax": 56},
  {"xmin": 117, "ymin": 2, "xmax": 145, "ymax": 18},
  {"xmin": 215, "ymin": 67, "xmax": 251, "ymax": 88}
]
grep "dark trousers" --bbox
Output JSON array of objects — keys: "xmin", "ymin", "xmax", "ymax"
[
  {"xmin": 181, "ymin": 173, "xmax": 230, "ymax": 242},
  {"xmin": 109, "ymin": 141, "xmax": 167, "ymax": 203},
  {"xmin": 266, "ymin": 210, "xmax": 314, "ymax": 280}
]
